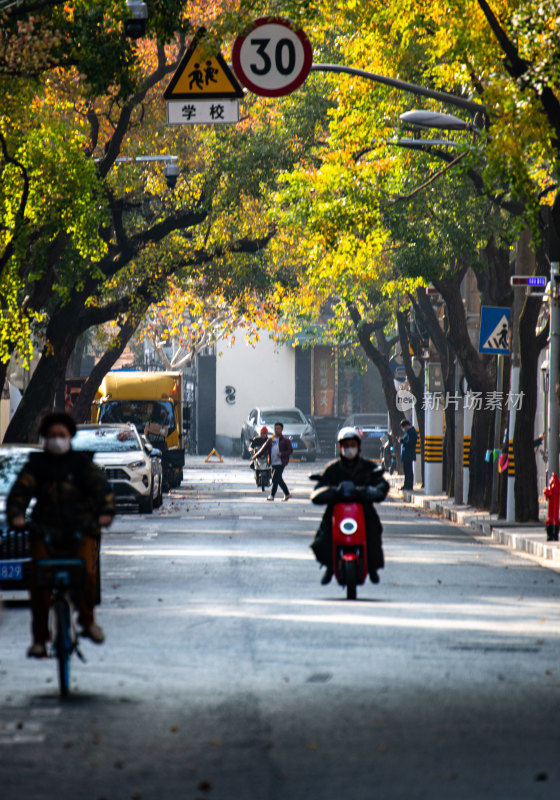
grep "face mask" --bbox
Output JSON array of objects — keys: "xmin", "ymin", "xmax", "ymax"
[
  {"xmin": 342, "ymin": 445, "xmax": 358, "ymax": 459},
  {"xmin": 45, "ymin": 437, "xmax": 71, "ymax": 455}
]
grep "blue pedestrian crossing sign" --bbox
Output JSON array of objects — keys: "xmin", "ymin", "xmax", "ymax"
[{"xmin": 479, "ymin": 306, "xmax": 511, "ymax": 355}]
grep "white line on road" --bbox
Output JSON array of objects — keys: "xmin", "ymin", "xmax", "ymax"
[{"xmin": 0, "ymin": 734, "xmax": 46, "ymax": 745}]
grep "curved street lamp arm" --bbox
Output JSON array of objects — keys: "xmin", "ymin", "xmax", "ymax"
[{"xmin": 310, "ymin": 63, "xmax": 487, "ymax": 115}]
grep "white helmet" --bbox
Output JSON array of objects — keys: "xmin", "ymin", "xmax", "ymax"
[{"xmin": 337, "ymin": 426, "xmax": 362, "ymax": 444}]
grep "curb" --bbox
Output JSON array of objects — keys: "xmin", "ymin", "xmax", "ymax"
[{"xmin": 391, "ymin": 479, "xmax": 560, "ymax": 569}]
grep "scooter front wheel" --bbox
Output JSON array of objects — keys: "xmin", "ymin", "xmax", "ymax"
[{"xmin": 343, "ymin": 560, "xmax": 358, "ymax": 600}]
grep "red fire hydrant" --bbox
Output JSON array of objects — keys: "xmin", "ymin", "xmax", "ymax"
[{"xmin": 544, "ymin": 473, "xmax": 560, "ymax": 542}]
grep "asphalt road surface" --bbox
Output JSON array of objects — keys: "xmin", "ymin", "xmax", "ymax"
[{"xmin": 1, "ymin": 457, "xmax": 560, "ymax": 800}]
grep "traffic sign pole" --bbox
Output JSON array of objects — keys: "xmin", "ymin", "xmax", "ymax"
[{"xmin": 490, "ymin": 355, "xmax": 504, "ymax": 515}]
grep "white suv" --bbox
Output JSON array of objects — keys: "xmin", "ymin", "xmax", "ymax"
[{"xmin": 73, "ymin": 424, "xmax": 162, "ymax": 514}]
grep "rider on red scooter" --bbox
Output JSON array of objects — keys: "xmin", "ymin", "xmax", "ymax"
[{"xmin": 310, "ymin": 426, "xmax": 389, "ymax": 585}]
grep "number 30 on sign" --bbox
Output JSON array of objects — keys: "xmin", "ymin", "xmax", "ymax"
[{"xmin": 232, "ymin": 17, "xmax": 313, "ymax": 98}]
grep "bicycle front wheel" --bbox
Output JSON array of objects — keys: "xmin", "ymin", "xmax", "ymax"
[{"xmin": 53, "ymin": 598, "xmax": 72, "ymax": 696}]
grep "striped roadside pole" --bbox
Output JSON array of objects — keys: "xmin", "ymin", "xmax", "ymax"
[
  {"xmin": 413, "ymin": 403, "xmax": 422, "ymax": 487},
  {"xmin": 507, "ymin": 439, "xmax": 515, "ymax": 478},
  {"xmin": 463, "ymin": 397, "xmax": 474, "ymax": 502},
  {"xmin": 506, "ymin": 366, "xmax": 519, "ymax": 521},
  {"xmin": 424, "ymin": 394, "xmax": 444, "ymax": 494},
  {"xmin": 506, "ymin": 364, "xmax": 519, "ymax": 522}
]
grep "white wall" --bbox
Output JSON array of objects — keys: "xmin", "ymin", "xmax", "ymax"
[{"xmin": 215, "ymin": 331, "xmax": 295, "ymax": 447}]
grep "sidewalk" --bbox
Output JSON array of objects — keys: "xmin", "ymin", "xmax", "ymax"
[{"xmin": 390, "ymin": 477, "xmax": 560, "ymax": 569}]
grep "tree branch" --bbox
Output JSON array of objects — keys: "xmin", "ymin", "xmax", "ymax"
[{"xmin": 391, "ymin": 152, "xmax": 467, "ymax": 203}]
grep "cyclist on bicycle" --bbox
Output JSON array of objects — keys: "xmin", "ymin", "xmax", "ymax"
[{"xmin": 7, "ymin": 412, "xmax": 115, "ymax": 658}]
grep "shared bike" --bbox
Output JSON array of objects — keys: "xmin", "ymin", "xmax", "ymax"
[{"xmin": 34, "ymin": 528, "xmax": 87, "ymax": 696}]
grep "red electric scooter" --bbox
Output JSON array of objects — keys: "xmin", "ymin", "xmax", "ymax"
[
  {"xmin": 310, "ymin": 478, "xmax": 384, "ymax": 600},
  {"xmin": 330, "ymin": 488, "xmax": 369, "ymax": 599}
]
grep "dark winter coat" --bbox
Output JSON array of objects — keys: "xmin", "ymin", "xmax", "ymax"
[
  {"xmin": 7, "ymin": 450, "xmax": 115, "ymax": 539},
  {"xmin": 400, "ymin": 425, "xmax": 418, "ymax": 462},
  {"xmin": 249, "ymin": 436, "xmax": 269, "ymax": 455},
  {"xmin": 310, "ymin": 455, "xmax": 389, "ymax": 572}
]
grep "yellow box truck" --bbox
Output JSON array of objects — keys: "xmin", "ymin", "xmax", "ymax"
[{"xmin": 92, "ymin": 371, "xmax": 185, "ymax": 489}]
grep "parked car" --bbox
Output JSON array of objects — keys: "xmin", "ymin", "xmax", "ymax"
[
  {"xmin": 0, "ymin": 444, "xmax": 41, "ymax": 594},
  {"xmin": 73, "ymin": 424, "xmax": 163, "ymax": 514},
  {"xmin": 335, "ymin": 414, "xmax": 388, "ymax": 459},
  {"xmin": 241, "ymin": 407, "xmax": 319, "ymax": 461}
]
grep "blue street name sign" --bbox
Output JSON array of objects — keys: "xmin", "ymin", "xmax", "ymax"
[
  {"xmin": 389, "ymin": 353, "xmax": 406, "ymax": 382},
  {"xmin": 479, "ymin": 306, "xmax": 511, "ymax": 355}
]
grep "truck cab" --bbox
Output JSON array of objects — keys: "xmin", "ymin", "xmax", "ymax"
[{"xmin": 92, "ymin": 371, "xmax": 185, "ymax": 489}]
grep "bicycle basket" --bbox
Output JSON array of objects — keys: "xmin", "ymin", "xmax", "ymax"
[{"xmin": 35, "ymin": 558, "xmax": 85, "ymax": 590}]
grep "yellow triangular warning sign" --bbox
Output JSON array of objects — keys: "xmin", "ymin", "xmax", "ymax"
[
  {"xmin": 205, "ymin": 448, "xmax": 223, "ymax": 462},
  {"xmin": 164, "ymin": 28, "xmax": 243, "ymax": 100}
]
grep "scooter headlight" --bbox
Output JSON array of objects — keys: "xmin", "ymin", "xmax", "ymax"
[{"xmin": 339, "ymin": 517, "xmax": 358, "ymax": 535}]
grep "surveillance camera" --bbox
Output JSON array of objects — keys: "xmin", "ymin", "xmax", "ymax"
[
  {"xmin": 164, "ymin": 162, "xmax": 179, "ymax": 190},
  {"xmin": 124, "ymin": 0, "xmax": 147, "ymax": 40}
]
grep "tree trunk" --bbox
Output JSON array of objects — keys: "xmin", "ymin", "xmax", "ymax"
[
  {"xmin": 67, "ymin": 332, "xmax": 88, "ymax": 378},
  {"xmin": 348, "ymin": 306, "xmax": 403, "ymax": 467},
  {"xmin": 442, "ymin": 361, "xmax": 456, "ymax": 496},
  {"xmin": 396, "ymin": 310, "xmax": 425, "ymax": 484},
  {"xmin": 72, "ymin": 316, "xmax": 141, "ymax": 422},
  {"xmin": 3, "ymin": 306, "xmax": 81, "ymax": 442},
  {"xmin": 0, "ymin": 362, "xmax": 8, "ymax": 404},
  {"xmin": 413, "ymin": 288, "xmax": 458, "ymax": 496},
  {"xmin": 514, "ymin": 295, "xmax": 545, "ymax": 521},
  {"xmin": 512, "ymin": 228, "xmax": 549, "ymax": 522},
  {"xmin": 433, "ymin": 275, "xmax": 496, "ymax": 508},
  {"xmin": 469, "ymin": 406, "xmax": 494, "ymax": 508}
]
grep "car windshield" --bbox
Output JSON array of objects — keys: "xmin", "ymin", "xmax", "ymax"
[
  {"xmin": 259, "ymin": 410, "xmax": 307, "ymax": 425},
  {"xmin": 98, "ymin": 400, "xmax": 176, "ymax": 434},
  {"xmin": 73, "ymin": 428, "xmax": 141, "ymax": 452},
  {"xmin": 0, "ymin": 451, "xmax": 34, "ymax": 495},
  {"xmin": 348, "ymin": 415, "xmax": 387, "ymax": 428}
]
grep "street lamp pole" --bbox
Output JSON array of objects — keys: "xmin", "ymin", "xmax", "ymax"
[
  {"xmin": 311, "ymin": 64, "xmax": 487, "ymax": 115},
  {"xmin": 549, "ymin": 261, "xmax": 560, "ymax": 479}
]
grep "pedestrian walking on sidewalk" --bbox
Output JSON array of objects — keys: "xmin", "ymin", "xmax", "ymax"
[
  {"xmin": 251, "ymin": 422, "xmax": 293, "ymax": 501},
  {"xmin": 399, "ymin": 418, "xmax": 417, "ymax": 491}
]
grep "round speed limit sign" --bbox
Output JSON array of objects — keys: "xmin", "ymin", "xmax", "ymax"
[{"xmin": 232, "ymin": 17, "xmax": 313, "ymax": 98}]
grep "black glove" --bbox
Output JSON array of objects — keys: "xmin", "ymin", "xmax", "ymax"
[
  {"xmin": 336, "ymin": 480, "xmax": 356, "ymax": 499},
  {"xmin": 366, "ymin": 479, "xmax": 390, "ymax": 502},
  {"xmin": 310, "ymin": 486, "xmax": 338, "ymax": 505}
]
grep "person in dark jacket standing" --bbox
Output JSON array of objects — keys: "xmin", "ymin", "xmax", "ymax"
[
  {"xmin": 399, "ymin": 418, "xmax": 418, "ymax": 491},
  {"xmin": 251, "ymin": 421, "xmax": 293, "ymax": 501},
  {"xmin": 7, "ymin": 412, "xmax": 115, "ymax": 658},
  {"xmin": 310, "ymin": 427, "xmax": 389, "ymax": 584}
]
